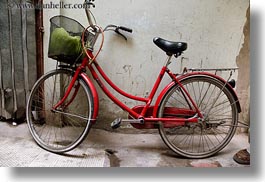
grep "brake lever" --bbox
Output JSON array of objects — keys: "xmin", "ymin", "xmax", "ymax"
[
  {"xmin": 104, "ymin": 25, "xmax": 128, "ymax": 41},
  {"xmin": 115, "ymin": 28, "xmax": 128, "ymax": 41}
]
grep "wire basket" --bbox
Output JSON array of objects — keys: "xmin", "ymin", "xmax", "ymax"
[{"xmin": 48, "ymin": 15, "xmax": 86, "ymax": 64}]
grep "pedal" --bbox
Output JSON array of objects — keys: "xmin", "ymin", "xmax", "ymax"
[{"xmin": 111, "ymin": 118, "xmax": 122, "ymax": 129}]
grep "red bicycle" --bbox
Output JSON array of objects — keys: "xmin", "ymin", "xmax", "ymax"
[{"xmin": 26, "ymin": 0, "xmax": 241, "ymax": 158}]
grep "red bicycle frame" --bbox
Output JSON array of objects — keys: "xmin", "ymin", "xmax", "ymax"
[
  {"xmin": 52, "ymin": 45, "xmax": 242, "ymax": 129},
  {"xmin": 53, "ymin": 49, "xmax": 204, "ymax": 128}
]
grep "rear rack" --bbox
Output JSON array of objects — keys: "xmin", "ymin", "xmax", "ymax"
[
  {"xmin": 187, "ymin": 67, "xmax": 238, "ymax": 73},
  {"xmin": 182, "ymin": 67, "xmax": 239, "ymax": 77}
]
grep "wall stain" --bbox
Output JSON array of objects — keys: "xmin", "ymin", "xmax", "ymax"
[{"xmin": 123, "ymin": 65, "xmax": 133, "ymax": 77}]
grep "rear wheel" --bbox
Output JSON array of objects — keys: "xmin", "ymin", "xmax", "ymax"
[
  {"xmin": 158, "ymin": 76, "xmax": 238, "ymax": 158},
  {"xmin": 26, "ymin": 69, "xmax": 94, "ymax": 153}
]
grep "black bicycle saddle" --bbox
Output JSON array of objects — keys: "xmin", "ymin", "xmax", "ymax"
[{"xmin": 153, "ymin": 37, "xmax": 187, "ymax": 56}]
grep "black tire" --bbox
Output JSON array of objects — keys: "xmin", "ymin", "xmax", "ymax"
[
  {"xmin": 158, "ymin": 76, "xmax": 238, "ymax": 158},
  {"xmin": 26, "ymin": 69, "xmax": 94, "ymax": 153}
]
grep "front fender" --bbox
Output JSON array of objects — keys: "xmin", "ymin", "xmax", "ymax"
[
  {"xmin": 80, "ymin": 73, "xmax": 99, "ymax": 123},
  {"xmin": 153, "ymin": 72, "xmax": 241, "ymax": 117}
]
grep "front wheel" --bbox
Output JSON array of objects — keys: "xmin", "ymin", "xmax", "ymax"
[
  {"xmin": 26, "ymin": 69, "xmax": 94, "ymax": 153},
  {"xmin": 158, "ymin": 76, "xmax": 238, "ymax": 158}
]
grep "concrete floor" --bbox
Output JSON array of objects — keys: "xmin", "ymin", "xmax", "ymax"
[{"xmin": 0, "ymin": 121, "xmax": 249, "ymax": 167}]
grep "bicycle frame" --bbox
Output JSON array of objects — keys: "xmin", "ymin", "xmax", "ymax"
[{"xmin": 53, "ymin": 50, "xmax": 205, "ymax": 128}]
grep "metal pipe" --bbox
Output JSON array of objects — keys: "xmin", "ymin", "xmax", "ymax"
[{"xmin": 34, "ymin": 0, "xmax": 44, "ymax": 79}]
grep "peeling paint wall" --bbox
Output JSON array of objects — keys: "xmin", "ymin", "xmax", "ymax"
[
  {"xmin": 43, "ymin": 0, "xmax": 250, "ymax": 129},
  {"xmin": 236, "ymin": 7, "xmax": 250, "ymax": 130}
]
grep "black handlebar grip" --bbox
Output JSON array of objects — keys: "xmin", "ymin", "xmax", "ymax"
[{"xmin": 119, "ymin": 26, "xmax": 133, "ymax": 33}]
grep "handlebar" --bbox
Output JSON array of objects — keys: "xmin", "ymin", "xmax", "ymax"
[
  {"xmin": 82, "ymin": 0, "xmax": 133, "ymax": 63},
  {"xmin": 104, "ymin": 25, "xmax": 133, "ymax": 41},
  {"xmin": 84, "ymin": 0, "xmax": 133, "ymax": 41},
  {"xmin": 119, "ymin": 26, "xmax": 133, "ymax": 33}
]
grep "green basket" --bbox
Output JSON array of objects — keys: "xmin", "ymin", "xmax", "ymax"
[{"xmin": 48, "ymin": 15, "xmax": 85, "ymax": 64}]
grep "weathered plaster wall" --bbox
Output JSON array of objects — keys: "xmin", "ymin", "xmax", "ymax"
[
  {"xmin": 236, "ymin": 7, "xmax": 250, "ymax": 130},
  {"xmin": 43, "ymin": 0, "xmax": 250, "ymax": 130}
]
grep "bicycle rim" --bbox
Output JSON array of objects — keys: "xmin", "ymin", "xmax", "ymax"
[
  {"xmin": 26, "ymin": 69, "xmax": 93, "ymax": 153},
  {"xmin": 158, "ymin": 76, "xmax": 238, "ymax": 158}
]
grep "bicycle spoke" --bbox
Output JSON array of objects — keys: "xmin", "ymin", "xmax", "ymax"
[
  {"xmin": 197, "ymin": 81, "xmax": 205, "ymax": 106},
  {"xmin": 198, "ymin": 82, "xmax": 211, "ymax": 109},
  {"xmin": 191, "ymin": 81, "xmax": 198, "ymax": 106},
  {"xmin": 168, "ymin": 94, "xmax": 191, "ymax": 108},
  {"xmin": 201, "ymin": 85, "xmax": 217, "ymax": 112}
]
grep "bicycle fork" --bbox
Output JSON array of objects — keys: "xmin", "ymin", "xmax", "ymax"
[{"xmin": 52, "ymin": 66, "xmax": 84, "ymax": 112}]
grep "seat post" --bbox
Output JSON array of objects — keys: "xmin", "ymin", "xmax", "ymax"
[{"xmin": 165, "ymin": 55, "xmax": 173, "ymax": 67}]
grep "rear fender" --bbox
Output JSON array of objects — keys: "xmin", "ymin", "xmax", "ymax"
[{"xmin": 153, "ymin": 72, "xmax": 241, "ymax": 117}]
